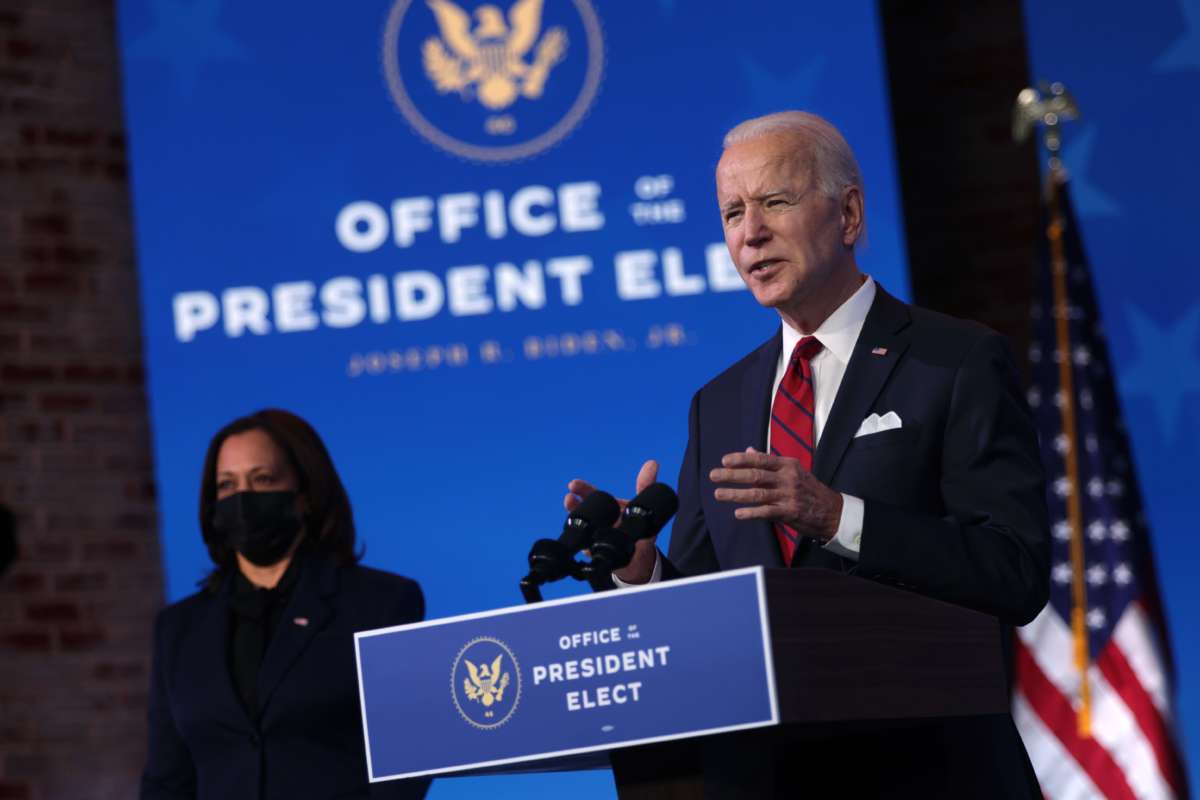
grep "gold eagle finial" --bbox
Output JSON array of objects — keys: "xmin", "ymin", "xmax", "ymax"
[{"xmin": 423, "ymin": 0, "xmax": 567, "ymax": 111}]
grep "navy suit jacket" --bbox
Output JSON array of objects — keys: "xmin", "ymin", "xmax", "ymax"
[
  {"xmin": 141, "ymin": 558, "xmax": 429, "ymax": 800},
  {"xmin": 661, "ymin": 286, "xmax": 1051, "ymax": 797}
]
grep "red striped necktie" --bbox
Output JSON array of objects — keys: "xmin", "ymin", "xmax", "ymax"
[{"xmin": 770, "ymin": 336, "xmax": 823, "ymax": 564}]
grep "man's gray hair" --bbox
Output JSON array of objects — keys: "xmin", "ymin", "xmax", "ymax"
[{"xmin": 723, "ymin": 111, "xmax": 864, "ymax": 201}]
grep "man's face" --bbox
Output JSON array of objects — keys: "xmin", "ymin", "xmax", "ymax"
[{"xmin": 716, "ymin": 133, "xmax": 852, "ymax": 313}]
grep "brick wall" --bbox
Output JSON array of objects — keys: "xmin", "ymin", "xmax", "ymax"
[
  {"xmin": 880, "ymin": 0, "xmax": 1043, "ymax": 371},
  {"xmin": 0, "ymin": 2, "xmax": 162, "ymax": 798}
]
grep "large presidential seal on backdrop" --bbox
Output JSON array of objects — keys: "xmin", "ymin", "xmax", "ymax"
[
  {"xmin": 382, "ymin": 0, "xmax": 604, "ymax": 163},
  {"xmin": 451, "ymin": 636, "xmax": 522, "ymax": 729}
]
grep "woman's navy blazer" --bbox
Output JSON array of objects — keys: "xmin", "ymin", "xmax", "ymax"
[{"xmin": 141, "ymin": 558, "xmax": 429, "ymax": 800}]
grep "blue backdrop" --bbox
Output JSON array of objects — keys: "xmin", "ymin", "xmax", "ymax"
[
  {"xmin": 1024, "ymin": 0, "xmax": 1200, "ymax": 778},
  {"xmin": 115, "ymin": 1, "xmax": 909, "ymax": 796}
]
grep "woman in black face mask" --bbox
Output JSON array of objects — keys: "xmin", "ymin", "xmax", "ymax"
[{"xmin": 141, "ymin": 409, "xmax": 430, "ymax": 800}]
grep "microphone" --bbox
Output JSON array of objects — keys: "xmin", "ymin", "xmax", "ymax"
[
  {"xmin": 578, "ymin": 527, "xmax": 637, "ymax": 591},
  {"xmin": 520, "ymin": 491, "xmax": 620, "ymax": 603},
  {"xmin": 578, "ymin": 483, "xmax": 679, "ymax": 590},
  {"xmin": 620, "ymin": 483, "xmax": 679, "ymax": 541}
]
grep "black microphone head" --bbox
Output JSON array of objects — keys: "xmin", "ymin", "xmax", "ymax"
[
  {"xmin": 583, "ymin": 527, "xmax": 638, "ymax": 573},
  {"xmin": 621, "ymin": 483, "xmax": 679, "ymax": 540},
  {"xmin": 527, "ymin": 538, "xmax": 572, "ymax": 582},
  {"xmin": 560, "ymin": 490, "xmax": 620, "ymax": 553}
]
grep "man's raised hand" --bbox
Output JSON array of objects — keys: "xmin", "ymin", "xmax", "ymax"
[
  {"xmin": 564, "ymin": 459, "xmax": 660, "ymax": 584},
  {"xmin": 710, "ymin": 447, "xmax": 842, "ymax": 541}
]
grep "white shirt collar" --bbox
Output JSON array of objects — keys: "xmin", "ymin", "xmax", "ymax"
[{"xmin": 780, "ymin": 276, "xmax": 877, "ymax": 365}]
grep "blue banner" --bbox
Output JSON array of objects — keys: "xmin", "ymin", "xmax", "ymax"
[
  {"xmin": 356, "ymin": 568, "xmax": 774, "ymax": 780},
  {"xmin": 116, "ymin": 1, "xmax": 908, "ymax": 795}
]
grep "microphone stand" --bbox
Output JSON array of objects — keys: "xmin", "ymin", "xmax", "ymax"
[
  {"xmin": 520, "ymin": 558, "xmax": 587, "ymax": 604},
  {"xmin": 518, "ymin": 574, "xmax": 544, "ymax": 604}
]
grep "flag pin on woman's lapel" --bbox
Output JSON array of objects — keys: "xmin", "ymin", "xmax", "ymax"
[
  {"xmin": 871, "ymin": 347, "xmax": 888, "ymax": 356},
  {"xmin": 293, "ymin": 617, "xmax": 309, "ymax": 626}
]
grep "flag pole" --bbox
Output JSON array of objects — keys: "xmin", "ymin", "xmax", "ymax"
[
  {"xmin": 1014, "ymin": 82, "xmax": 1092, "ymax": 737},
  {"xmin": 1045, "ymin": 173, "xmax": 1093, "ymax": 738}
]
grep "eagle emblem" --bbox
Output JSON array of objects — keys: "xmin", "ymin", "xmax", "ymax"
[
  {"xmin": 422, "ymin": 0, "xmax": 567, "ymax": 111},
  {"xmin": 462, "ymin": 654, "xmax": 511, "ymax": 709},
  {"xmin": 450, "ymin": 637, "xmax": 521, "ymax": 728}
]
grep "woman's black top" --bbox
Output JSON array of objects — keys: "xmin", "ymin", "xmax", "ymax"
[{"xmin": 227, "ymin": 558, "xmax": 301, "ymax": 718}]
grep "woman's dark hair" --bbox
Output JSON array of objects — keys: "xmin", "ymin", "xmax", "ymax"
[{"xmin": 199, "ymin": 409, "xmax": 359, "ymax": 589}]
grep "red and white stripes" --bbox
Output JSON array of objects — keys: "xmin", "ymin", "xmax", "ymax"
[{"xmin": 1015, "ymin": 604, "xmax": 1188, "ymax": 799}]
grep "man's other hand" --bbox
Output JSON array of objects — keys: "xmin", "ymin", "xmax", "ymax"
[
  {"xmin": 711, "ymin": 448, "xmax": 842, "ymax": 541},
  {"xmin": 564, "ymin": 459, "xmax": 659, "ymax": 584}
]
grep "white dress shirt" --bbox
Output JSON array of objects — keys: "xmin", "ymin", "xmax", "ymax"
[
  {"xmin": 773, "ymin": 277, "xmax": 874, "ymax": 560},
  {"xmin": 616, "ymin": 277, "xmax": 876, "ymax": 586}
]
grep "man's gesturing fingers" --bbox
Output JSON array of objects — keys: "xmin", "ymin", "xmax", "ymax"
[
  {"xmin": 710, "ymin": 448, "xmax": 790, "ymax": 486},
  {"xmin": 563, "ymin": 478, "xmax": 597, "ymax": 512},
  {"xmin": 564, "ymin": 459, "xmax": 659, "ymax": 515},
  {"xmin": 713, "ymin": 486, "xmax": 776, "ymax": 504},
  {"xmin": 709, "ymin": 448, "xmax": 841, "ymax": 541},
  {"xmin": 709, "ymin": 467, "xmax": 778, "ymax": 486},
  {"xmin": 719, "ymin": 448, "xmax": 781, "ymax": 469},
  {"xmin": 634, "ymin": 459, "xmax": 659, "ymax": 495}
]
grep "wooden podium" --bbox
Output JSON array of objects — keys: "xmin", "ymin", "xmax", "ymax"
[
  {"xmin": 355, "ymin": 566, "xmax": 1013, "ymax": 795},
  {"xmin": 608, "ymin": 568, "xmax": 1008, "ymax": 798}
]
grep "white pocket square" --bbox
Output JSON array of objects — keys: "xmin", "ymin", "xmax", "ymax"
[{"xmin": 854, "ymin": 411, "xmax": 902, "ymax": 438}]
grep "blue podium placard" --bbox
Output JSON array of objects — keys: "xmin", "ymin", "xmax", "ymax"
[{"xmin": 355, "ymin": 567, "xmax": 777, "ymax": 781}]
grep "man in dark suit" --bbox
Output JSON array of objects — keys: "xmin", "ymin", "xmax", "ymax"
[{"xmin": 568, "ymin": 111, "xmax": 1050, "ymax": 797}]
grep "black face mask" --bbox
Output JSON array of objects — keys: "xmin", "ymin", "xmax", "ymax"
[{"xmin": 212, "ymin": 491, "xmax": 303, "ymax": 567}]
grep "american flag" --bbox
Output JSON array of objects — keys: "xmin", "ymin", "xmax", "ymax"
[{"xmin": 1013, "ymin": 177, "xmax": 1190, "ymax": 799}]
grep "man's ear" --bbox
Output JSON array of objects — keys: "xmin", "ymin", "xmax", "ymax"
[{"xmin": 841, "ymin": 186, "xmax": 865, "ymax": 247}]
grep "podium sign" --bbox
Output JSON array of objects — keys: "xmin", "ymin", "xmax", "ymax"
[{"xmin": 355, "ymin": 568, "xmax": 777, "ymax": 782}]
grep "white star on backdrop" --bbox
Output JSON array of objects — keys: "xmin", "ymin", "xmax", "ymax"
[
  {"xmin": 741, "ymin": 56, "xmax": 825, "ymax": 121},
  {"xmin": 125, "ymin": 0, "xmax": 249, "ymax": 96},
  {"xmin": 1155, "ymin": 0, "xmax": 1200, "ymax": 71},
  {"xmin": 1119, "ymin": 303, "xmax": 1200, "ymax": 442},
  {"xmin": 1062, "ymin": 126, "xmax": 1121, "ymax": 218}
]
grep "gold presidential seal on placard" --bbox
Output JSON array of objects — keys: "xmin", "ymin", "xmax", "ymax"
[
  {"xmin": 382, "ymin": 0, "xmax": 604, "ymax": 162},
  {"xmin": 451, "ymin": 636, "xmax": 522, "ymax": 729}
]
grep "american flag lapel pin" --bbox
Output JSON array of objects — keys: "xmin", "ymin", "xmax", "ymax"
[
  {"xmin": 871, "ymin": 347, "xmax": 888, "ymax": 356},
  {"xmin": 293, "ymin": 617, "xmax": 309, "ymax": 627}
]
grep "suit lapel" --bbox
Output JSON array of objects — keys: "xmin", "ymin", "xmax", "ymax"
[
  {"xmin": 740, "ymin": 328, "xmax": 782, "ymax": 453},
  {"xmin": 740, "ymin": 329, "xmax": 786, "ymax": 568},
  {"xmin": 184, "ymin": 580, "xmax": 254, "ymax": 729},
  {"xmin": 255, "ymin": 557, "xmax": 337, "ymax": 716},
  {"xmin": 812, "ymin": 287, "xmax": 912, "ymax": 485}
]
